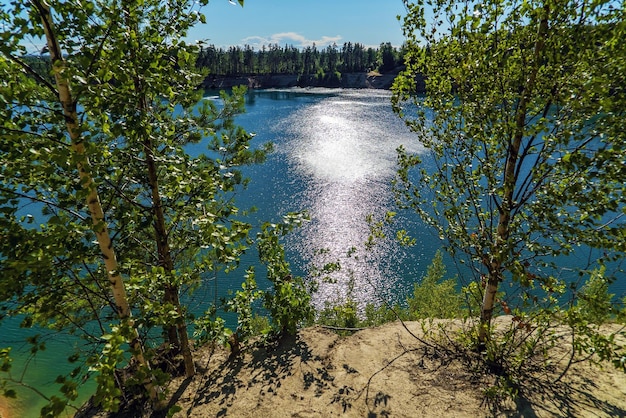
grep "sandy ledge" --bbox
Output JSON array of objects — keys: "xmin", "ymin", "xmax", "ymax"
[{"xmin": 72, "ymin": 317, "xmax": 626, "ymax": 418}]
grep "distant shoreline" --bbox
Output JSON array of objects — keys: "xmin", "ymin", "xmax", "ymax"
[{"xmin": 201, "ymin": 71, "xmax": 425, "ymax": 92}]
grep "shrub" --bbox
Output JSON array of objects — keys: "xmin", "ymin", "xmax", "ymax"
[{"xmin": 407, "ymin": 250, "xmax": 463, "ymax": 319}]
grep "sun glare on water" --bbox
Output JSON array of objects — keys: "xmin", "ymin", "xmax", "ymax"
[{"xmin": 275, "ymin": 90, "xmax": 424, "ymax": 308}]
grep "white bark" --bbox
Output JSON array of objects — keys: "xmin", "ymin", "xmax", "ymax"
[{"xmin": 36, "ymin": 0, "xmax": 161, "ymax": 404}]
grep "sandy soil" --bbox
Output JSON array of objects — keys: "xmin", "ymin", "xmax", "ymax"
[
  {"xmin": 0, "ymin": 396, "xmax": 19, "ymax": 418},
  {"xmin": 70, "ymin": 316, "xmax": 626, "ymax": 418},
  {"xmin": 0, "ymin": 317, "xmax": 620, "ymax": 418}
]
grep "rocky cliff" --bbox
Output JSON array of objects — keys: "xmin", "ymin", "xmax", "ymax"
[{"xmin": 200, "ymin": 72, "xmax": 425, "ymax": 91}]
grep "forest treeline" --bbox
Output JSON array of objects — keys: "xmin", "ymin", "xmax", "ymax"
[
  {"xmin": 195, "ymin": 42, "xmax": 406, "ymax": 76},
  {"xmin": 21, "ymin": 41, "xmax": 406, "ymax": 87}
]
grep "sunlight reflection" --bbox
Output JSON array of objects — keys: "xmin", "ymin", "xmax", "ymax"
[{"xmin": 278, "ymin": 90, "xmax": 423, "ymax": 308}]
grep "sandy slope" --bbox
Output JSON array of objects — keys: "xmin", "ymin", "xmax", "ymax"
[
  {"xmin": 1, "ymin": 317, "xmax": 620, "ymax": 418},
  {"xmin": 0, "ymin": 398, "xmax": 9, "ymax": 418},
  {"xmin": 72, "ymin": 317, "xmax": 626, "ymax": 418}
]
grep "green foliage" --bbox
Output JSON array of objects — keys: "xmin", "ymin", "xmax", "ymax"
[
  {"xmin": 167, "ymin": 404, "xmax": 183, "ymax": 418},
  {"xmin": 557, "ymin": 267, "xmax": 626, "ymax": 372},
  {"xmin": 196, "ymin": 42, "xmax": 399, "ymax": 76},
  {"xmin": 362, "ymin": 302, "xmax": 405, "ymax": 327},
  {"xmin": 248, "ymin": 315, "xmax": 272, "ymax": 337},
  {"xmin": 225, "ymin": 269, "xmax": 264, "ymax": 341},
  {"xmin": 193, "ymin": 313, "xmax": 233, "ymax": 351},
  {"xmin": 316, "ymin": 255, "xmax": 370, "ymax": 333},
  {"xmin": 196, "ymin": 267, "xmax": 273, "ymax": 352},
  {"xmin": 317, "ymin": 250, "xmax": 466, "ymax": 331},
  {"xmin": 406, "ymin": 250, "xmax": 463, "ymax": 319},
  {"xmin": 376, "ymin": 42, "xmax": 399, "ymax": 73},
  {"xmin": 89, "ymin": 327, "xmax": 127, "ymax": 412},
  {"xmin": 40, "ymin": 396, "xmax": 70, "ymax": 418},
  {"xmin": 318, "ymin": 299, "xmax": 360, "ymax": 331},
  {"xmin": 394, "ymin": 0, "xmax": 625, "ymax": 348},
  {"xmin": 318, "ymin": 299, "xmax": 406, "ymax": 332},
  {"xmin": 365, "ymin": 211, "xmax": 397, "ymax": 249},
  {"xmin": 575, "ymin": 265, "xmax": 615, "ymax": 325},
  {"xmin": 450, "ymin": 269, "xmax": 626, "ymax": 411},
  {"xmin": 461, "ymin": 281, "xmax": 487, "ymax": 317},
  {"xmin": 0, "ymin": 0, "xmax": 288, "ymax": 412},
  {"xmin": 258, "ymin": 213, "xmax": 315, "ymax": 336},
  {"xmin": 315, "ymin": 68, "xmax": 326, "ymax": 82},
  {"xmin": 482, "ymin": 375, "xmax": 519, "ymax": 415}
]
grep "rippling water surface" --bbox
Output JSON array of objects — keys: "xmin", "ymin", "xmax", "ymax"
[
  {"xmin": 2, "ymin": 88, "xmax": 444, "ymax": 416},
  {"xmin": 217, "ymin": 88, "xmax": 442, "ymax": 310}
]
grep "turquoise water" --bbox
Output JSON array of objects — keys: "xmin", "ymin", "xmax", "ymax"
[
  {"xmin": 2, "ymin": 88, "xmax": 439, "ymax": 417},
  {"xmin": 218, "ymin": 89, "xmax": 438, "ymax": 307},
  {"xmin": 2, "ymin": 88, "xmax": 623, "ymax": 416}
]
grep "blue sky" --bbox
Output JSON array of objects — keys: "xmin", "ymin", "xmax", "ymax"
[{"xmin": 187, "ymin": 0, "xmax": 409, "ymax": 49}]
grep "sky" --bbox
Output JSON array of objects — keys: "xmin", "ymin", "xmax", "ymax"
[{"xmin": 187, "ymin": 0, "xmax": 409, "ymax": 50}]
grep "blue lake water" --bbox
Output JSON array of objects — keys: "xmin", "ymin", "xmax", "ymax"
[
  {"xmin": 2, "ymin": 88, "xmax": 443, "ymax": 417},
  {"xmin": 205, "ymin": 88, "xmax": 440, "ymax": 308},
  {"xmin": 2, "ymin": 88, "xmax": 623, "ymax": 417}
]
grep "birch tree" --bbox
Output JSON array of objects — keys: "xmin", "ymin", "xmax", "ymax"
[
  {"xmin": 0, "ymin": 0, "xmax": 260, "ymax": 414},
  {"xmin": 393, "ymin": 0, "xmax": 625, "ymax": 347}
]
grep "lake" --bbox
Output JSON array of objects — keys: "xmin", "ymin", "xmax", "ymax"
[
  {"xmin": 199, "ymin": 88, "xmax": 441, "ymax": 309},
  {"xmin": 2, "ymin": 88, "xmax": 444, "ymax": 417},
  {"xmin": 2, "ymin": 87, "xmax": 622, "ymax": 417}
]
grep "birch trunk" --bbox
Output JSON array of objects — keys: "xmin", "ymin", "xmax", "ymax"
[
  {"xmin": 121, "ymin": 1, "xmax": 196, "ymax": 377},
  {"xmin": 145, "ymin": 139, "xmax": 196, "ymax": 378},
  {"xmin": 478, "ymin": 10, "xmax": 550, "ymax": 345},
  {"xmin": 35, "ymin": 0, "xmax": 161, "ymax": 404}
]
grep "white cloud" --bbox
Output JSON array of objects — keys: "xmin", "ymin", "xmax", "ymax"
[{"xmin": 241, "ymin": 32, "xmax": 342, "ymax": 49}]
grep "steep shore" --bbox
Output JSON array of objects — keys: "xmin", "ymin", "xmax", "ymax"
[
  {"xmin": 74, "ymin": 318, "xmax": 626, "ymax": 418},
  {"xmin": 200, "ymin": 71, "xmax": 425, "ymax": 91}
]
